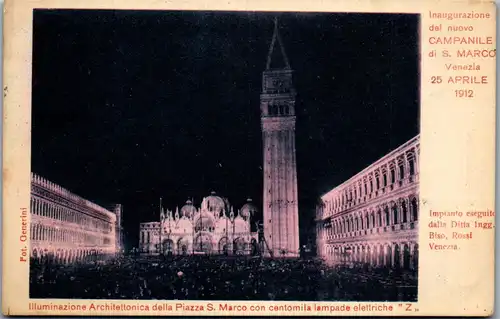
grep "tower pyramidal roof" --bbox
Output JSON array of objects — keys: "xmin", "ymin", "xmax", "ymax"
[{"xmin": 265, "ymin": 17, "xmax": 291, "ymax": 70}]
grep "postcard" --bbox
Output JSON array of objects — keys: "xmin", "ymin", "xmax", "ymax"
[{"xmin": 2, "ymin": 0, "xmax": 496, "ymax": 316}]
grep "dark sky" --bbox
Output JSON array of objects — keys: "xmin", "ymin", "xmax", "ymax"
[{"xmin": 31, "ymin": 10, "xmax": 420, "ymax": 250}]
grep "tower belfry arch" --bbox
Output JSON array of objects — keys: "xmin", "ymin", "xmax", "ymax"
[{"xmin": 260, "ymin": 17, "xmax": 299, "ymax": 258}]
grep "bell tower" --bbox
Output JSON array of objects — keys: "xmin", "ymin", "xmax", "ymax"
[{"xmin": 260, "ymin": 18, "xmax": 299, "ymax": 258}]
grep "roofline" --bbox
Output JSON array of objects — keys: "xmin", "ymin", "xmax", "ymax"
[{"xmin": 320, "ymin": 134, "xmax": 420, "ymax": 200}]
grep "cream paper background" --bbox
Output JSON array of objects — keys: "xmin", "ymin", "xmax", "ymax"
[{"xmin": 1, "ymin": 0, "xmax": 496, "ymax": 316}]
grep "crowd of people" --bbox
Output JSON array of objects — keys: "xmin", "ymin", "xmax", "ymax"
[{"xmin": 29, "ymin": 255, "xmax": 417, "ymax": 301}]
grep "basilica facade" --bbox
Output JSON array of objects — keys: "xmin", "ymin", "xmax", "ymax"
[
  {"xmin": 139, "ymin": 192, "xmax": 259, "ymax": 256},
  {"xmin": 315, "ymin": 135, "xmax": 419, "ymax": 270},
  {"xmin": 30, "ymin": 173, "xmax": 122, "ymax": 263}
]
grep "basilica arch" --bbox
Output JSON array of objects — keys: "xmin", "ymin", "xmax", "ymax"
[
  {"xmin": 177, "ymin": 238, "xmax": 189, "ymax": 255},
  {"xmin": 194, "ymin": 232, "xmax": 214, "ymax": 254},
  {"xmin": 218, "ymin": 237, "xmax": 229, "ymax": 255},
  {"xmin": 163, "ymin": 239, "xmax": 174, "ymax": 255},
  {"xmin": 233, "ymin": 237, "xmax": 246, "ymax": 255}
]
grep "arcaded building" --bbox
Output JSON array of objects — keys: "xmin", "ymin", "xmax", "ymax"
[
  {"xmin": 315, "ymin": 135, "xmax": 419, "ymax": 269},
  {"xmin": 139, "ymin": 192, "xmax": 259, "ymax": 255},
  {"xmin": 30, "ymin": 173, "xmax": 121, "ymax": 263}
]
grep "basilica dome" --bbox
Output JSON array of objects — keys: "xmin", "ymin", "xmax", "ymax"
[
  {"xmin": 240, "ymin": 198, "xmax": 257, "ymax": 220},
  {"xmin": 180, "ymin": 199, "xmax": 196, "ymax": 218},
  {"xmin": 203, "ymin": 191, "xmax": 226, "ymax": 213}
]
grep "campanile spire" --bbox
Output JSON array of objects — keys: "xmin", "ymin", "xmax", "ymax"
[{"xmin": 266, "ymin": 17, "xmax": 291, "ymax": 70}]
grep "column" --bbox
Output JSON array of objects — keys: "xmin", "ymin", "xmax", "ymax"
[
  {"xmin": 372, "ymin": 246, "xmax": 377, "ymax": 265},
  {"xmin": 395, "ymin": 160, "xmax": 401, "ymax": 183},
  {"xmin": 391, "ymin": 243, "xmax": 396, "ymax": 267},
  {"xmin": 400, "ymin": 243, "xmax": 405, "ymax": 268},
  {"xmin": 382, "ymin": 164, "xmax": 388, "ymax": 187},
  {"xmin": 375, "ymin": 245, "xmax": 381, "ymax": 267},
  {"xmin": 380, "ymin": 167, "xmax": 385, "ymax": 188},
  {"xmin": 399, "ymin": 200, "xmax": 404, "ymax": 224},
  {"xmin": 414, "ymin": 146, "xmax": 420, "ymax": 174},
  {"xmin": 389, "ymin": 160, "xmax": 398, "ymax": 185},
  {"xmin": 382, "ymin": 245, "xmax": 387, "ymax": 266},
  {"xmin": 409, "ymin": 244, "xmax": 414, "ymax": 270},
  {"xmin": 398, "ymin": 157, "xmax": 405, "ymax": 184},
  {"xmin": 405, "ymin": 198, "xmax": 410, "ymax": 223},
  {"xmin": 398, "ymin": 201, "xmax": 403, "ymax": 225},
  {"xmin": 391, "ymin": 204, "xmax": 396, "ymax": 225},
  {"xmin": 371, "ymin": 246, "xmax": 375, "ymax": 265},
  {"xmin": 404, "ymin": 153, "xmax": 410, "ymax": 182},
  {"xmin": 413, "ymin": 243, "xmax": 419, "ymax": 269},
  {"xmin": 361, "ymin": 179, "xmax": 365, "ymax": 200}
]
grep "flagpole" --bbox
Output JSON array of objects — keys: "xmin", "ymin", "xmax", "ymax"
[
  {"xmin": 168, "ymin": 207, "xmax": 172, "ymax": 255},
  {"xmin": 159, "ymin": 197, "xmax": 162, "ymax": 257},
  {"xmin": 200, "ymin": 200, "xmax": 203, "ymax": 254},
  {"xmin": 233, "ymin": 210, "xmax": 235, "ymax": 255},
  {"xmin": 192, "ymin": 198, "xmax": 195, "ymax": 255},
  {"xmin": 225, "ymin": 209, "xmax": 228, "ymax": 255}
]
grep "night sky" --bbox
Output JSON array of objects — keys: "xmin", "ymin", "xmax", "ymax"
[{"xmin": 32, "ymin": 10, "xmax": 420, "ymax": 250}]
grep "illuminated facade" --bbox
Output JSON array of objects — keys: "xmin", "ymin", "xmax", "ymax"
[
  {"xmin": 30, "ymin": 173, "xmax": 121, "ymax": 263},
  {"xmin": 139, "ymin": 192, "xmax": 259, "ymax": 255},
  {"xmin": 315, "ymin": 136, "xmax": 419, "ymax": 269}
]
